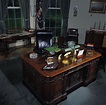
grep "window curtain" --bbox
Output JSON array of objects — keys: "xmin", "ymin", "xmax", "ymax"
[
  {"xmin": 0, "ymin": 0, "xmax": 9, "ymax": 34},
  {"xmin": 60, "ymin": 0, "xmax": 71, "ymax": 37},
  {"xmin": 41, "ymin": 0, "xmax": 49, "ymax": 29},
  {"xmin": 18, "ymin": 0, "xmax": 30, "ymax": 30}
]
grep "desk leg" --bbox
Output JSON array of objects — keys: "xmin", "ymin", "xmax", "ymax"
[
  {"xmin": 4, "ymin": 42, "xmax": 9, "ymax": 56},
  {"xmin": 28, "ymin": 37, "xmax": 31, "ymax": 45},
  {"xmin": 25, "ymin": 37, "xmax": 31, "ymax": 47},
  {"xmin": 0, "ymin": 41, "xmax": 9, "ymax": 56}
]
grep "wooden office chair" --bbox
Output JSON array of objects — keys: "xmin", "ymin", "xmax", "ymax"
[{"xmin": 66, "ymin": 28, "xmax": 79, "ymax": 45}]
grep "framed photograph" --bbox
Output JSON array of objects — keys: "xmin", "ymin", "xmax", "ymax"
[{"xmin": 89, "ymin": 0, "xmax": 106, "ymax": 13}]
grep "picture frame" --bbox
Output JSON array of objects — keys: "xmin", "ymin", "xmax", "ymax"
[{"xmin": 89, "ymin": 0, "xmax": 106, "ymax": 13}]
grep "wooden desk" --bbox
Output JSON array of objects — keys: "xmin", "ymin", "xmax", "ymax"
[
  {"xmin": 0, "ymin": 32, "xmax": 33, "ymax": 55},
  {"xmin": 21, "ymin": 50, "xmax": 101, "ymax": 105}
]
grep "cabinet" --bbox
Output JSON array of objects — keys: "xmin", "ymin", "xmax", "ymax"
[{"xmin": 85, "ymin": 30, "xmax": 106, "ymax": 48}]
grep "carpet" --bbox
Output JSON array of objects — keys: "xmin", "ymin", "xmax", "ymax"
[
  {"xmin": 0, "ymin": 57, "xmax": 106, "ymax": 105},
  {"xmin": 0, "ymin": 70, "xmax": 28, "ymax": 105},
  {"xmin": 0, "ymin": 57, "xmax": 41, "ymax": 105},
  {"xmin": 0, "ymin": 57, "xmax": 22, "ymax": 85}
]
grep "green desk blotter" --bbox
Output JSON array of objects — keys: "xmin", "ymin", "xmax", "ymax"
[{"xmin": 45, "ymin": 46, "xmax": 61, "ymax": 52}]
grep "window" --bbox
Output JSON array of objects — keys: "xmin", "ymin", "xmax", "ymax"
[
  {"xmin": 5, "ymin": 0, "xmax": 23, "ymax": 33},
  {"xmin": 45, "ymin": 0, "xmax": 62, "ymax": 37}
]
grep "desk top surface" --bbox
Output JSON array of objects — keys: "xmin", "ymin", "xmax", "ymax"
[
  {"xmin": 0, "ymin": 31, "xmax": 33, "ymax": 40},
  {"xmin": 21, "ymin": 50, "xmax": 101, "ymax": 78}
]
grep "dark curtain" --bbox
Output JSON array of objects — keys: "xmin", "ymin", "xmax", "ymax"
[
  {"xmin": 18, "ymin": 0, "xmax": 30, "ymax": 30},
  {"xmin": 41, "ymin": 0, "xmax": 49, "ymax": 29},
  {"xmin": 0, "ymin": 0, "xmax": 9, "ymax": 34},
  {"xmin": 60, "ymin": 0, "xmax": 71, "ymax": 37}
]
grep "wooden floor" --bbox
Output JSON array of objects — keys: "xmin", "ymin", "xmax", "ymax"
[{"xmin": 0, "ymin": 45, "xmax": 34, "ymax": 61}]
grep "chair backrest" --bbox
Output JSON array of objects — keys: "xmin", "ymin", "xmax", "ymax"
[
  {"xmin": 67, "ymin": 28, "xmax": 78, "ymax": 36},
  {"xmin": 58, "ymin": 36, "xmax": 65, "ymax": 47},
  {"xmin": 67, "ymin": 28, "xmax": 79, "ymax": 44}
]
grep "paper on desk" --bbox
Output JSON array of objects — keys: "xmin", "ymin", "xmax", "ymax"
[
  {"xmin": 45, "ymin": 46, "xmax": 61, "ymax": 52},
  {"xmin": 77, "ymin": 49, "xmax": 84, "ymax": 56}
]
